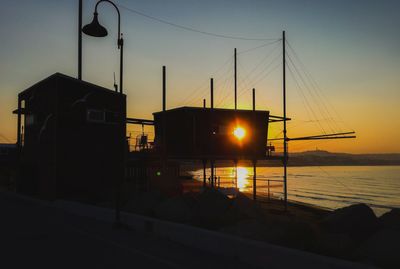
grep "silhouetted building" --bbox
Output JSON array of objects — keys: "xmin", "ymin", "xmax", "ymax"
[
  {"xmin": 153, "ymin": 107, "xmax": 269, "ymax": 159},
  {"xmin": 14, "ymin": 73, "xmax": 126, "ymax": 201}
]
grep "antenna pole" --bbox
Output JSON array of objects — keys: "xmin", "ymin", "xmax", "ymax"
[
  {"xmin": 210, "ymin": 78, "xmax": 214, "ymax": 109},
  {"xmin": 252, "ymin": 88, "xmax": 256, "ymax": 111},
  {"xmin": 78, "ymin": 0, "xmax": 82, "ymax": 80},
  {"xmin": 234, "ymin": 48, "xmax": 237, "ymax": 109},
  {"xmin": 163, "ymin": 66, "xmax": 166, "ymax": 111},
  {"xmin": 113, "ymin": 72, "xmax": 118, "ymax": 92},
  {"xmin": 282, "ymin": 31, "xmax": 288, "ymax": 210}
]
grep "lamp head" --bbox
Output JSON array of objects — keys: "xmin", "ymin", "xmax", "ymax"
[{"xmin": 82, "ymin": 12, "xmax": 108, "ymax": 37}]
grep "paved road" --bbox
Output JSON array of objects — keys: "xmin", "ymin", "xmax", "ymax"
[{"xmin": 0, "ymin": 192, "xmax": 255, "ymax": 269}]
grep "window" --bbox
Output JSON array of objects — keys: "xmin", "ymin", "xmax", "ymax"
[{"xmin": 87, "ymin": 109, "xmax": 119, "ymax": 124}]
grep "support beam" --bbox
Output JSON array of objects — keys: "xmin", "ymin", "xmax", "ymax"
[
  {"xmin": 126, "ymin": 118, "xmax": 154, "ymax": 125},
  {"xmin": 234, "ymin": 159, "xmax": 238, "ymax": 190},
  {"xmin": 210, "ymin": 160, "xmax": 215, "ymax": 188},
  {"xmin": 253, "ymin": 159, "xmax": 257, "ymax": 200},
  {"xmin": 202, "ymin": 159, "xmax": 207, "ymax": 188}
]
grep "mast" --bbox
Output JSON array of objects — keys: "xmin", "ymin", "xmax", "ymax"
[
  {"xmin": 282, "ymin": 31, "xmax": 288, "ymax": 210},
  {"xmin": 234, "ymin": 48, "xmax": 237, "ymax": 110},
  {"xmin": 210, "ymin": 78, "xmax": 214, "ymax": 109}
]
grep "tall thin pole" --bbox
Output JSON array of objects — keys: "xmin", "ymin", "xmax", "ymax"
[
  {"xmin": 203, "ymin": 99, "xmax": 206, "ymax": 108},
  {"xmin": 234, "ymin": 159, "xmax": 238, "ymax": 190},
  {"xmin": 119, "ymin": 35, "xmax": 124, "ymax": 94},
  {"xmin": 210, "ymin": 78, "xmax": 214, "ymax": 109},
  {"xmin": 253, "ymin": 160, "xmax": 257, "ymax": 200},
  {"xmin": 252, "ymin": 88, "xmax": 256, "ymax": 111},
  {"xmin": 16, "ymin": 96, "xmax": 21, "ymax": 154},
  {"xmin": 282, "ymin": 31, "xmax": 288, "ymax": 210},
  {"xmin": 162, "ymin": 66, "xmax": 166, "ymax": 111},
  {"xmin": 78, "ymin": 0, "xmax": 82, "ymax": 80},
  {"xmin": 234, "ymin": 48, "xmax": 237, "ymax": 110},
  {"xmin": 210, "ymin": 160, "xmax": 214, "ymax": 188},
  {"xmin": 202, "ymin": 159, "xmax": 207, "ymax": 187}
]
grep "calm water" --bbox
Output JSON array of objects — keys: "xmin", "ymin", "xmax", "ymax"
[{"xmin": 191, "ymin": 166, "xmax": 400, "ymax": 216}]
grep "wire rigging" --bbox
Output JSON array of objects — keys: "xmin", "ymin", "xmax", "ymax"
[
  {"xmin": 286, "ymin": 41, "xmax": 351, "ymax": 133},
  {"xmin": 116, "ymin": 3, "xmax": 279, "ymax": 41}
]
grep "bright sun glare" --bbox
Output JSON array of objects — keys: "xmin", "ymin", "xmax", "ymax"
[
  {"xmin": 236, "ymin": 167, "xmax": 250, "ymax": 191},
  {"xmin": 233, "ymin": 127, "xmax": 246, "ymax": 140}
]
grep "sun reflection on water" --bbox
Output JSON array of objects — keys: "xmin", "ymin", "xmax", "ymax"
[{"xmin": 236, "ymin": 167, "xmax": 251, "ymax": 191}]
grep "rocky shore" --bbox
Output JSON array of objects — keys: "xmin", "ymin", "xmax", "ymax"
[{"xmin": 123, "ymin": 189, "xmax": 400, "ymax": 268}]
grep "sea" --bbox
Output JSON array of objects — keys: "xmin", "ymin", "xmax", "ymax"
[{"xmin": 191, "ymin": 165, "xmax": 400, "ymax": 216}]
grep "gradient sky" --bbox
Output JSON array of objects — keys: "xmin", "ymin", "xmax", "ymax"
[{"xmin": 0, "ymin": 0, "xmax": 399, "ymax": 153}]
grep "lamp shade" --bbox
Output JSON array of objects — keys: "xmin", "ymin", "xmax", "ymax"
[{"xmin": 82, "ymin": 12, "xmax": 108, "ymax": 37}]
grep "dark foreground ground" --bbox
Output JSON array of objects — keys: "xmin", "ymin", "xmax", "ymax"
[{"xmin": 0, "ymin": 191, "xmax": 257, "ymax": 269}]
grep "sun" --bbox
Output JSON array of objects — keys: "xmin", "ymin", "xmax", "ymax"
[{"xmin": 233, "ymin": 126, "xmax": 246, "ymax": 140}]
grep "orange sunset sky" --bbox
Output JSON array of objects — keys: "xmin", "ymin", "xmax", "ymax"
[{"xmin": 0, "ymin": 0, "xmax": 399, "ymax": 153}]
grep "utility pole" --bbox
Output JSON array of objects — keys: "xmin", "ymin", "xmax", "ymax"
[
  {"xmin": 282, "ymin": 31, "xmax": 288, "ymax": 210},
  {"xmin": 163, "ymin": 66, "xmax": 166, "ymax": 111},
  {"xmin": 234, "ymin": 48, "xmax": 237, "ymax": 110},
  {"xmin": 210, "ymin": 78, "xmax": 214, "ymax": 109}
]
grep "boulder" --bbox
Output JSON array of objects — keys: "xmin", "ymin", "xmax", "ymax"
[
  {"xmin": 154, "ymin": 196, "xmax": 193, "ymax": 223},
  {"xmin": 221, "ymin": 219, "xmax": 285, "ymax": 243},
  {"xmin": 320, "ymin": 204, "xmax": 379, "ymax": 241},
  {"xmin": 123, "ymin": 191, "xmax": 164, "ymax": 216},
  {"xmin": 231, "ymin": 192, "xmax": 263, "ymax": 220},
  {"xmin": 314, "ymin": 232, "xmax": 357, "ymax": 259},
  {"xmin": 355, "ymin": 229, "xmax": 400, "ymax": 268},
  {"xmin": 217, "ymin": 193, "xmax": 264, "ymax": 225},
  {"xmin": 271, "ymin": 216, "xmax": 318, "ymax": 250},
  {"xmin": 191, "ymin": 188, "xmax": 231, "ymax": 228},
  {"xmin": 379, "ymin": 208, "xmax": 400, "ymax": 230}
]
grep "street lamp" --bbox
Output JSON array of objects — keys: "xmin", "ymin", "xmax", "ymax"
[
  {"xmin": 82, "ymin": 0, "xmax": 124, "ymax": 94},
  {"xmin": 82, "ymin": 0, "xmax": 125, "ymax": 228}
]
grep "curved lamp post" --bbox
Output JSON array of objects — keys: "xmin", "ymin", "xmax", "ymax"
[
  {"xmin": 83, "ymin": 0, "xmax": 125, "ymax": 227},
  {"xmin": 82, "ymin": 0, "xmax": 124, "ymax": 94}
]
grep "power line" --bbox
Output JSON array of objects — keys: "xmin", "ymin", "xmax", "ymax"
[{"xmin": 117, "ymin": 3, "xmax": 279, "ymax": 41}]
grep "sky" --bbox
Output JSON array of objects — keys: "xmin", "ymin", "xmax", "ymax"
[{"xmin": 0, "ymin": 0, "xmax": 399, "ymax": 153}]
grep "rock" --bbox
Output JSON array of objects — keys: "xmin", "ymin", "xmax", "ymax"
[
  {"xmin": 355, "ymin": 229, "xmax": 400, "ymax": 268},
  {"xmin": 123, "ymin": 191, "xmax": 164, "ymax": 216},
  {"xmin": 273, "ymin": 216, "xmax": 318, "ymax": 250},
  {"xmin": 314, "ymin": 232, "xmax": 357, "ymax": 259},
  {"xmin": 217, "ymin": 193, "xmax": 263, "ymax": 225},
  {"xmin": 154, "ymin": 196, "xmax": 193, "ymax": 223},
  {"xmin": 379, "ymin": 208, "xmax": 400, "ymax": 230},
  {"xmin": 231, "ymin": 192, "xmax": 263, "ymax": 220},
  {"xmin": 221, "ymin": 219, "xmax": 285, "ymax": 243},
  {"xmin": 191, "ymin": 188, "xmax": 231, "ymax": 228},
  {"xmin": 320, "ymin": 204, "xmax": 379, "ymax": 241}
]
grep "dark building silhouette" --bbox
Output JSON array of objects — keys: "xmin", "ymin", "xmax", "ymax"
[
  {"xmin": 14, "ymin": 73, "xmax": 126, "ymax": 201},
  {"xmin": 153, "ymin": 107, "xmax": 269, "ymax": 159}
]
